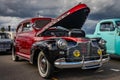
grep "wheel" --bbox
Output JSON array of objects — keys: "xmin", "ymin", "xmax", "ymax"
[
  {"xmin": 12, "ymin": 46, "xmax": 19, "ymax": 61},
  {"xmin": 37, "ymin": 51, "xmax": 53, "ymax": 78}
]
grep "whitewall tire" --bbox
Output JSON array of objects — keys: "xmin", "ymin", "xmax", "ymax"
[{"xmin": 37, "ymin": 51, "xmax": 53, "ymax": 78}]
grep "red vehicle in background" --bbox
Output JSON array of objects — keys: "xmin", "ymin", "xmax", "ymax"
[{"xmin": 12, "ymin": 3, "xmax": 109, "ymax": 78}]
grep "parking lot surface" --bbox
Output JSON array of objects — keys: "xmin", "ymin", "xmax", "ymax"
[{"xmin": 0, "ymin": 54, "xmax": 120, "ymax": 80}]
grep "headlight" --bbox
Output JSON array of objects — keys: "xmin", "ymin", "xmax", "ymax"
[
  {"xmin": 99, "ymin": 39, "xmax": 106, "ymax": 45},
  {"xmin": 57, "ymin": 39, "xmax": 67, "ymax": 49}
]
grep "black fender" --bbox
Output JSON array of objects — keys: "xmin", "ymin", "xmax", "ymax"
[{"xmin": 30, "ymin": 39, "xmax": 60, "ymax": 65}]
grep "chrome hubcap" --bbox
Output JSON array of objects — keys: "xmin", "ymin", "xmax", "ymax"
[{"xmin": 39, "ymin": 54, "xmax": 47, "ymax": 74}]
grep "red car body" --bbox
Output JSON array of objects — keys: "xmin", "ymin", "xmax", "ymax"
[
  {"xmin": 12, "ymin": 3, "xmax": 109, "ymax": 78},
  {"xmin": 15, "ymin": 17, "xmax": 52, "ymax": 59}
]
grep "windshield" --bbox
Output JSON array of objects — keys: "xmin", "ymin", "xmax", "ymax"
[{"xmin": 0, "ymin": 33, "xmax": 10, "ymax": 39}]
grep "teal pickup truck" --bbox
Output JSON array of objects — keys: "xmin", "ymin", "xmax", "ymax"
[{"xmin": 87, "ymin": 19, "xmax": 120, "ymax": 56}]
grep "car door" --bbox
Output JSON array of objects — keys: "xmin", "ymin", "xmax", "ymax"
[
  {"xmin": 96, "ymin": 22, "xmax": 116, "ymax": 54},
  {"xmin": 21, "ymin": 22, "xmax": 35, "ymax": 57},
  {"xmin": 15, "ymin": 24, "xmax": 24, "ymax": 54},
  {"xmin": 16, "ymin": 21, "xmax": 35, "ymax": 59}
]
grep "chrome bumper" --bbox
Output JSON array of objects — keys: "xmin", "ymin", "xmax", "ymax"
[{"xmin": 54, "ymin": 56, "xmax": 110, "ymax": 69}]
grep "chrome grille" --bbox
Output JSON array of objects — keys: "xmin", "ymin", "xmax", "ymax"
[{"xmin": 66, "ymin": 42, "xmax": 100, "ymax": 62}]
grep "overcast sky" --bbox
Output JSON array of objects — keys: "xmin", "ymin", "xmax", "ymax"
[{"xmin": 0, "ymin": 0, "xmax": 120, "ymax": 33}]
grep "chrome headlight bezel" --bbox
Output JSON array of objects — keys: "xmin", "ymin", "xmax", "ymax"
[
  {"xmin": 57, "ymin": 39, "xmax": 67, "ymax": 49},
  {"xmin": 99, "ymin": 39, "xmax": 106, "ymax": 45}
]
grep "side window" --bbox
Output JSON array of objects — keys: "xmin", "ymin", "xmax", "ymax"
[
  {"xmin": 17, "ymin": 24, "xmax": 22, "ymax": 33},
  {"xmin": 100, "ymin": 22, "xmax": 115, "ymax": 31},
  {"xmin": 22, "ymin": 22, "xmax": 33, "ymax": 32}
]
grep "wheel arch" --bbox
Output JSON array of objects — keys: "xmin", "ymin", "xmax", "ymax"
[
  {"xmin": 30, "ymin": 42, "xmax": 50, "ymax": 65},
  {"xmin": 31, "ymin": 49, "xmax": 41, "ymax": 65},
  {"xmin": 30, "ymin": 39, "xmax": 58, "ymax": 65}
]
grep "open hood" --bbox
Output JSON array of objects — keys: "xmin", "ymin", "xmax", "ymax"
[
  {"xmin": 52, "ymin": 4, "xmax": 90, "ymax": 29},
  {"xmin": 38, "ymin": 3, "xmax": 90, "ymax": 34}
]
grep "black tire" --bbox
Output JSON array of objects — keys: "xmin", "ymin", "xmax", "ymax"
[
  {"xmin": 12, "ymin": 46, "xmax": 19, "ymax": 61},
  {"xmin": 37, "ymin": 51, "xmax": 53, "ymax": 78}
]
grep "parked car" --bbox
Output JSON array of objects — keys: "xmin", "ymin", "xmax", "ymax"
[
  {"xmin": 12, "ymin": 3, "xmax": 109, "ymax": 78},
  {"xmin": 5, "ymin": 31, "xmax": 15, "ymax": 40},
  {"xmin": 0, "ymin": 32, "xmax": 13, "ymax": 53},
  {"xmin": 86, "ymin": 19, "xmax": 120, "ymax": 56}
]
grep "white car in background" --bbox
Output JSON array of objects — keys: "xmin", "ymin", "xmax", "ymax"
[{"xmin": 5, "ymin": 31, "xmax": 15, "ymax": 40}]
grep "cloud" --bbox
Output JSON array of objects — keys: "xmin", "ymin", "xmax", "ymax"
[
  {"xmin": 0, "ymin": 0, "xmax": 77, "ymax": 18},
  {"xmin": 0, "ymin": 16, "xmax": 24, "ymax": 28},
  {"xmin": 0, "ymin": 0, "xmax": 120, "ymax": 19},
  {"xmin": 0, "ymin": 0, "xmax": 120, "ymax": 30},
  {"xmin": 0, "ymin": 0, "xmax": 79, "ymax": 28},
  {"xmin": 82, "ymin": 19, "xmax": 99, "ymax": 34},
  {"xmin": 80, "ymin": 0, "xmax": 120, "ymax": 20}
]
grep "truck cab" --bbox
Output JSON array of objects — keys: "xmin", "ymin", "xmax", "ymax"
[{"xmin": 87, "ymin": 19, "xmax": 120, "ymax": 55}]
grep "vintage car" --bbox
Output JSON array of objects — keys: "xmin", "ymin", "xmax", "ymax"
[
  {"xmin": 0, "ymin": 32, "xmax": 13, "ymax": 53},
  {"xmin": 6, "ymin": 31, "xmax": 15, "ymax": 40},
  {"xmin": 12, "ymin": 3, "xmax": 109, "ymax": 78}
]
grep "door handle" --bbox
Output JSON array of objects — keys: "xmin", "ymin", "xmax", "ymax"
[
  {"xmin": 108, "ymin": 33, "xmax": 114, "ymax": 35},
  {"xmin": 97, "ymin": 33, "xmax": 101, "ymax": 35}
]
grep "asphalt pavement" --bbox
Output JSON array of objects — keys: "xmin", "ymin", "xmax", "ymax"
[{"xmin": 0, "ymin": 53, "xmax": 120, "ymax": 80}]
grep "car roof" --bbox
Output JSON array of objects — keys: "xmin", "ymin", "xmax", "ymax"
[{"xmin": 19, "ymin": 17, "xmax": 52, "ymax": 24}]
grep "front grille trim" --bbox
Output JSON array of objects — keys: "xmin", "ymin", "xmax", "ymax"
[{"xmin": 66, "ymin": 41, "xmax": 100, "ymax": 62}]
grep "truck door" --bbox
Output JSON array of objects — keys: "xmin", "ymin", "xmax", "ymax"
[
  {"xmin": 97, "ymin": 22, "xmax": 115, "ymax": 54},
  {"xmin": 115, "ymin": 21, "xmax": 120, "ymax": 55}
]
